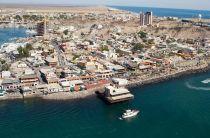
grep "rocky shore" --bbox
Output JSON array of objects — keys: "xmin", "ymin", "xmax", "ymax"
[{"xmin": 126, "ymin": 63, "xmax": 209, "ymax": 88}]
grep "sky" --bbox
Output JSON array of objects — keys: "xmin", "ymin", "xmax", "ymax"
[{"xmin": 0, "ymin": 0, "xmax": 210, "ymax": 11}]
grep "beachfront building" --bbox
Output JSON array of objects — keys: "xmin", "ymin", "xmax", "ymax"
[
  {"xmin": 104, "ymin": 85, "xmax": 134, "ymax": 103},
  {"xmin": 59, "ymin": 79, "xmax": 84, "ymax": 92},
  {"xmin": 20, "ymin": 74, "xmax": 39, "ymax": 87},
  {"xmin": 1, "ymin": 78, "xmax": 20, "ymax": 90},
  {"xmin": 0, "ymin": 86, "xmax": 6, "ymax": 96},
  {"xmin": 139, "ymin": 11, "xmax": 153, "ymax": 26}
]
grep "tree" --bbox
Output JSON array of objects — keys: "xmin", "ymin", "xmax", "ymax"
[
  {"xmin": 132, "ymin": 43, "xmax": 144, "ymax": 52},
  {"xmin": 1, "ymin": 64, "xmax": 9, "ymax": 71},
  {"xmin": 0, "ymin": 59, "xmax": 6, "ymax": 64},
  {"xmin": 100, "ymin": 46, "xmax": 109, "ymax": 52},
  {"xmin": 138, "ymin": 31, "xmax": 147, "ymax": 39},
  {"xmin": 63, "ymin": 29, "xmax": 69, "ymax": 35},
  {"xmin": 22, "ymin": 15, "xmax": 30, "ymax": 20},
  {"xmin": 73, "ymin": 54, "xmax": 81, "ymax": 61},
  {"xmin": 14, "ymin": 15, "xmax": 22, "ymax": 21},
  {"xmin": 25, "ymin": 43, "xmax": 33, "ymax": 50},
  {"xmin": 17, "ymin": 46, "xmax": 31, "ymax": 58}
]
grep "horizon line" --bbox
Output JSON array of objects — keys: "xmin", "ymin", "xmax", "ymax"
[{"xmin": 0, "ymin": 3, "xmax": 209, "ymax": 12}]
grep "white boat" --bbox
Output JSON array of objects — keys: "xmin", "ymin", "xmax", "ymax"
[{"xmin": 121, "ymin": 109, "xmax": 139, "ymax": 119}]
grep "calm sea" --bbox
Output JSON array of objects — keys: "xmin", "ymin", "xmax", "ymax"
[
  {"xmin": 1, "ymin": 21, "xmax": 210, "ymax": 138},
  {"xmin": 111, "ymin": 6, "xmax": 210, "ymax": 19},
  {"xmin": 0, "ymin": 28, "xmax": 27, "ymax": 46}
]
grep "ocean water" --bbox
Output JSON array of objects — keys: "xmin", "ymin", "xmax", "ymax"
[
  {"xmin": 0, "ymin": 28, "xmax": 27, "ymax": 46},
  {"xmin": 111, "ymin": 6, "xmax": 210, "ymax": 19},
  {"xmin": 1, "ymin": 71, "xmax": 210, "ymax": 138}
]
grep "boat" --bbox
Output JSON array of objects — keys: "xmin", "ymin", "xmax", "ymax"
[{"xmin": 121, "ymin": 109, "xmax": 139, "ymax": 119}]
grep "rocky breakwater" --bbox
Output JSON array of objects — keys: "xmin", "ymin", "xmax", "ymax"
[{"xmin": 127, "ymin": 62, "xmax": 209, "ymax": 88}]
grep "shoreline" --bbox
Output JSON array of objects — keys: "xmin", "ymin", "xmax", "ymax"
[
  {"xmin": 126, "ymin": 64, "xmax": 210, "ymax": 88},
  {"xmin": 0, "ymin": 63, "xmax": 209, "ymax": 101}
]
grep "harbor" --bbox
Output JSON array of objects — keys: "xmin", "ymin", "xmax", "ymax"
[
  {"xmin": 1, "ymin": 69, "xmax": 210, "ymax": 138},
  {"xmin": 0, "ymin": 3, "xmax": 210, "ymax": 138}
]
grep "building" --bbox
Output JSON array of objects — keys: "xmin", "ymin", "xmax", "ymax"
[
  {"xmin": 102, "ymin": 85, "xmax": 134, "ymax": 104},
  {"xmin": 140, "ymin": 12, "xmax": 145, "ymax": 26},
  {"xmin": 139, "ymin": 11, "xmax": 153, "ymax": 26},
  {"xmin": 0, "ymin": 86, "xmax": 6, "ymax": 96},
  {"xmin": 19, "ymin": 74, "xmax": 39, "ymax": 87},
  {"xmin": 45, "ymin": 57, "xmax": 58, "ymax": 67},
  {"xmin": 1, "ymin": 78, "xmax": 20, "ymax": 90},
  {"xmin": 145, "ymin": 12, "xmax": 153, "ymax": 25},
  {"xmin": 36, "ymin": 20, "xmax": 47, "ymax": 36}
]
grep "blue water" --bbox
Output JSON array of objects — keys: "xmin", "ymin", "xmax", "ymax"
[
  {"xmin": 0, "ymin": 28, "xmax": 27, "ymax": 45},
  {"xmin": 111, "ymin": 6, "xmax": 210, "ymax": 19},
  {"xmin": 1, "ymin": 71, "xmax": 210, "ymax": 138}
]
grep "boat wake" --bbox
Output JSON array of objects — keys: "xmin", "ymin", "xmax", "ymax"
[
  {"xmin": 118, "ymin": 117, "xmax": 123, "ymax": 120},
  {"xmin": 186, "ymin": 82, "xmax": 210, "ymax": 91},
  {"xmin": 201, "ymin": 78, "xmax": 210, "ymax": 84}
]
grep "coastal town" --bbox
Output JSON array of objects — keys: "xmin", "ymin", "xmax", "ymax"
[{"xmin": 0, "ymin": 5, "xmax": 210, "ymax": 102}]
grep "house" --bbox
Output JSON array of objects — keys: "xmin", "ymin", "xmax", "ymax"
[
  {"xmin": 1, "ymin": 78, "xmax": 20, "ymax": 90},
  {"xmin": 45, "ymin": 57, "xmax": 58, "ymax": 67},
  {"xmin": 1, "ymin": 71, "xmax": 11, "ymax": 78},
  {"xmin": 20, "ymin": 74, "xmax": 39, "ymax": 87},
  {"xmin": 0, "ymin": 80, "xmax": 6, "ymax": 96},
  {"xmin": 40, "ymin": 67, "xmax": 59, "ymax": 84}
]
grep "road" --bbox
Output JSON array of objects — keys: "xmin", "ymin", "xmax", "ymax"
[{"xmin": 52, "ymin": 40, "xmax": 66, "ymax": 67}]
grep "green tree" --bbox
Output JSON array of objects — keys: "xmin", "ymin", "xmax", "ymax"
[
  {"xmin": 14, "ymin": 15, "xmax": 22, "ymax": 21},
  {"xmin": 132, "ymin": 43, "xmax": 144, "ymax": 51},
  {"xmin": 100, "ymin": 46, "xmax": 109, "ymax": 52},
  {"xmin": 138, "ymin": 31, "xmax": 147, "ymax": 39},
  {"xmin": 1, "ymin": 64, "xmax": 9, "ymax": 71},
  {"xmin": 63, "ymin": 29, "xmax": 69, "ymax": 35},
  {"xmin": 22, "ymin": 15, "xmax": 30, "ymax": 20}
]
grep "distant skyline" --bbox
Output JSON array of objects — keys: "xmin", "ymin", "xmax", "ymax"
[{"xmin": 0, "ymin": 0, "xmax": 210, "ymax": 11}]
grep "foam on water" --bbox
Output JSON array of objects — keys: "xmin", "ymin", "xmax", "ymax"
[
  {"xmin": 186, "ymin": 82, "xmax": 210, "ymax": 91},
  {"xmin": 201, "ymin": 78, "xmax": 210, "ymax": 84}
]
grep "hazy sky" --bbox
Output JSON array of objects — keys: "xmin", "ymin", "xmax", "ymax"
[{"xmin": 1, "ymin": 0, "xmax": 210, "ymax": 10}]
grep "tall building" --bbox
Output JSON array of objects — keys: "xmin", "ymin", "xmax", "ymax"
[
  {"xmin": 37, "ymin": 21, "xmax": 45, "ymax": 36},
  {"xmin": 139, "ymin": 11, "xmax": 153, "ymax": 26},
  {"xmin": 145, "ymin": 12, "xmax": 153, "ymax": 25},
  {"xmin": 36, "ymin": 19, "xmax": 47, "ymax": 36},
  {"xmin": 139, "ymin": 12, "xmax": 145, "ymax": 26}
]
